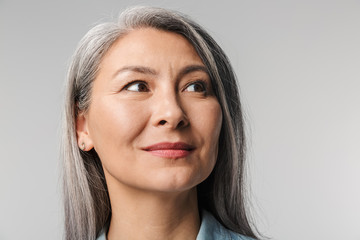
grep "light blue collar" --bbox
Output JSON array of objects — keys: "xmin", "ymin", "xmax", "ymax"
[{"xmin": 197, "ymin": 210, "xmax": 253, "ymax": 240}]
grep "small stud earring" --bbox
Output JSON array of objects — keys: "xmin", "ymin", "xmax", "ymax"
[{"xmin": 81, "ymin": 142, "xmax": 85, "ymax": 151}]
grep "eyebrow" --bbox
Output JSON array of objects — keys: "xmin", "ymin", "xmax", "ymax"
[
  {"xmin": 112, "ymin": 64, "xmax": 209, "ymax": 80},
  {"xmin": 177, "ymin": 65, "xmax": 209, "ymax": 80},
  {"xmin": 112, "ymin": 66, "xmax": 158, "ymax": 78}
]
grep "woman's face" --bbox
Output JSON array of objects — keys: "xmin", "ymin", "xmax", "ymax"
[{"xmin": 77, "ymin": 28, "xmax": 222, "ymax": 193}]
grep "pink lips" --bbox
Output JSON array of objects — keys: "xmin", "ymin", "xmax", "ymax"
[{"xmin": 143, "ymin": 142, "xmax": 195, "ymax": 158}]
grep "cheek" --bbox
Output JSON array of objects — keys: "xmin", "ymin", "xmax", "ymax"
[
  {"xmin": 194, "ymin": 100, "xmax": 222, "ymax": 144},
  {"xmin": 188, "ymin": 99, "xmax": 222, "ymax": 173},
  {"xmin": 87, "ymin": 98, "xmax": 150, "ymax": 157},
  {"xmin": 205, "ymin": 103, "xmax": 222, "ymax": 163}
]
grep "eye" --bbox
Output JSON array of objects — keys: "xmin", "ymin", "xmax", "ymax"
[
  {"xmin": 184, "ymin": 81, "xmax": 206, "ymax": 93},
  {"xmin": 124, "ymin": 81, "xmax": 149, "ymax": 92}
]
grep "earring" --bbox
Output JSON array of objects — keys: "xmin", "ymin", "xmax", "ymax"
[{"xmin": 81, "ymin": 142, "xmax": 85, "ymax": 151}]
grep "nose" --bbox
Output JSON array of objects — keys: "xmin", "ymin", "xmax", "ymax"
[{"xmin": 151, "ymin": 90, "xmax": 189, "ymax": 129}]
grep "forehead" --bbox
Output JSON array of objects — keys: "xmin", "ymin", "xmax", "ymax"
[{"xmin": 99, "ymin": 27, "xmax": 204, "ymax": 70}]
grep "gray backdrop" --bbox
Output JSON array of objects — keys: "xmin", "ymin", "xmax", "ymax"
[{"xmin": 0, "ymin": 0, "xmax": 359, "ymax": 239}]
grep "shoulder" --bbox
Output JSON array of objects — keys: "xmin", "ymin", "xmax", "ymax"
[{"xmin": 197, "ymin": 210, "xmax": 255, "ymax": 240}]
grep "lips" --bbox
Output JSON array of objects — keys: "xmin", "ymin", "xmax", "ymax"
[{"xmin": 142, "ymin": 142, "xmax": 195, "ymax": 158}]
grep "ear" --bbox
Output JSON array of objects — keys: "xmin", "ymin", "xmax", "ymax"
[{"xmin": 76, "ymin": 112, "xmax": 94, "ymax": 151}]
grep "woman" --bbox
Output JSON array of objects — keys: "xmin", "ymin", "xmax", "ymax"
[{"xmin": 62, "ymin": 6, "xmax": 259, "ymax": 240}]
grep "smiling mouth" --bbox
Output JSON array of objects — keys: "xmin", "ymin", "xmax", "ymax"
[{"xmin": 142, "ymin": 142, "xmax": 195, "ymax": 158}]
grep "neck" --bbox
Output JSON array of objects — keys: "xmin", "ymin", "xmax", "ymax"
[{"xmin": 106, "ymin": 178, "xmax": 200, "ymax": 240}]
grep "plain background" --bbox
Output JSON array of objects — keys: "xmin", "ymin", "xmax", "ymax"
[{"xmin": 0, "ymin": 0, "xmax": 359, "ymax": 239}]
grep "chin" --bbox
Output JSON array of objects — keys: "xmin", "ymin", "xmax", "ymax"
[{"xmin": 145, "ymin": 168, "xmax": 204, "ymax": 193}]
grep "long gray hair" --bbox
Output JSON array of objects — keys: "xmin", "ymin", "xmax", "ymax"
[{"xmin": 62, "ymin": 6, "xmax": 258, "ymax": 240}]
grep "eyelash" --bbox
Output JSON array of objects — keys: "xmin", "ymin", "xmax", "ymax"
[
  {"xmin": 123, "ymin": 80, "xmax": 149, "ymax": 92},
  {"xmin": 183, "ymin": 80, "xmax": 207, "ymax": 93},
  {"xmin": 122, "ymin": 80, "xmax": 208, "ymax": 94}
]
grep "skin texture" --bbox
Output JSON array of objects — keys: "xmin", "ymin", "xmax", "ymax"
[{"xmin": 76, "ymin": 28, "xmax": 223, "ymax": 240}]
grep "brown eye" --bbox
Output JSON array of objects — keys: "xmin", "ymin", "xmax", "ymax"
[
  {"xmin": 184, "ymin": 81, "xmax": 206, "ymax": 93},
  {"xmin": 125, "ymin": 81, "xmax": 149, "ymax": 92}
]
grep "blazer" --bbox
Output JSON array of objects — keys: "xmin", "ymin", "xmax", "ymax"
[{"xmin": 96, "ymin": 210, "xmax": 254, "ymax": 240}]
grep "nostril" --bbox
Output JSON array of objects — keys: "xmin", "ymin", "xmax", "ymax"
[
  {"xmin": 177, "ymin": 121, "xmax": 184, "ymax": 128},
  {"xmin": 159, "ymin": 120, "xmax": 166, "ymax": 125}
]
